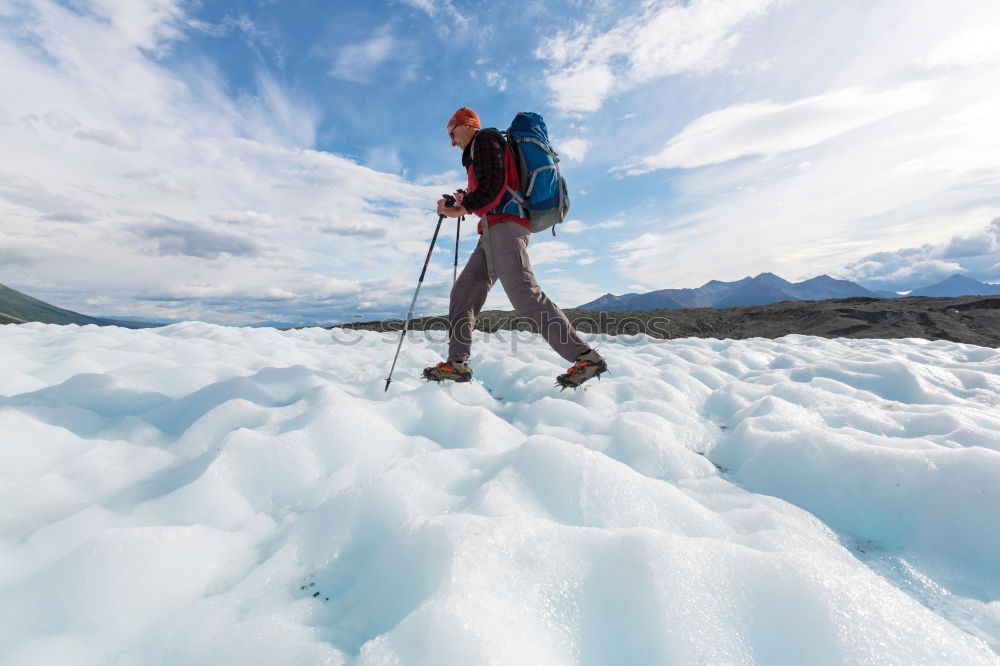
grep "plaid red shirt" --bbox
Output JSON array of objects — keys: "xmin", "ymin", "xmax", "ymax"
[{"xmin": 462, "ymin": 129, "xmax": 530, "ymax": 231}]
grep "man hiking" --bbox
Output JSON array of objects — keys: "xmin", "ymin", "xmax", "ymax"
[{"xmin": 423, "ymin": 107, "xmax": 607, "ymax": 389}]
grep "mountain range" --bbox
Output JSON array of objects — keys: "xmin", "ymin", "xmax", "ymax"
[
  {"xmin": 576, "ymin": 273, "xmax": 1000, "ymax": 311},
  {"xmin": 908, "ymin": 274, "xmax": 1000, "ymax": 298},
  {"xmin": 4, "ymin": 273, "xmax": 1000, "ymax": 328}
]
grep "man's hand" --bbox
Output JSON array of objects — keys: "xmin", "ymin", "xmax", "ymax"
[{"xmin": 437, "ymin": 198, "xmax": 467, "ymax": 218}]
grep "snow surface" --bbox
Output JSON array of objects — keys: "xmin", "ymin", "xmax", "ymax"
[{"xmin": 1, "ymin": 322, "xmax": 999, "ymax": 665}]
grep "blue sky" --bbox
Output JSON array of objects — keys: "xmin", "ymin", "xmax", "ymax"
[{"xmin": 2, "ymin": 0, "xmax": 1000, "ymax": 325}]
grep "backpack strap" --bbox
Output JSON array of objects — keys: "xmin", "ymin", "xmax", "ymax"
[
  {"xmin": 469, "ymin": 135, "xmax": 497, "ymax": 278},
  {"xmin": 481, "ymin": 217, "xmax": 496, "ymax": 280},
  {"xmin": 475, "ymin": 129, "xmax": 527, "ymax": 220},
  {"xmin": 505, "ymin": 185, "xmax": 525, "ymax": 218},
  {"xmin": 525, "ymin": 165, "xmax": 557, "ymax": 198}
]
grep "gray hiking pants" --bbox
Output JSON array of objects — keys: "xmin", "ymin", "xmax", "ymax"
[{"xmin": 448, "ymin": 221, "xmax": 589, "ymax": 364}]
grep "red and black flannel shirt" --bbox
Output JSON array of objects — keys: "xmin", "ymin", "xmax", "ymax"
[{"xmin": 461, "ymin": 128, "xmax": 530, "ymax": 231}]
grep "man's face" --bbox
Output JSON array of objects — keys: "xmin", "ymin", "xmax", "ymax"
[{"xmin": 448, "ymin": 124, "xmax": 476, "ymax": 149}]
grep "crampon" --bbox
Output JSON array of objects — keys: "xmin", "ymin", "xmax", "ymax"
[
  {"xmin": 423, "ymin": 360, "xmax": 472, "ymax": 383},
  {"xmin": 555, "ymin": 349, "xmax": 607, "ymax": 390}
]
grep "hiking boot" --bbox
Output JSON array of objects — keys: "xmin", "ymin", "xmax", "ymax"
[
  {"xmin": 423, "ymin": 359, "xmax": 473, "ymax": 383},
  {"xmin": 556, "ymin": 349, "xmax": 608, "ymax": 390}
]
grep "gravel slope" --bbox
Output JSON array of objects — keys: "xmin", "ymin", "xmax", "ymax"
[{"xmin": 338, "ymin": 296, "xmax": 1000, "ymax": 347}]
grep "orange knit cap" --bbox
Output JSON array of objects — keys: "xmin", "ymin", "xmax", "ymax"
[{"xmin": 447, "ymin": 107, "xmax": 480, "ymax": 130}]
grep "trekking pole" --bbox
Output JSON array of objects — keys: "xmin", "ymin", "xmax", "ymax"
[
  {"xmin": 453, "ymin": 189, "xmax": 465, "ymax": 288},
  {"xmin": 385, "ymin": 194, "xmax": 456, "ymax": 392},
  {"xmin": 453, "ymin": 216, "xmax": 461, "ymax": 287}
]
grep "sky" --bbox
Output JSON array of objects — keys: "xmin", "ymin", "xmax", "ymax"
[{"xmin": 2, "ymin": 0, "xmax": 1000, "ymax": 325}]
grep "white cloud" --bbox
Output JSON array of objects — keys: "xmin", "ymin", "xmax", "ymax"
[
  {"xmin": 329, "ymin": 33, "xmax": 397, "ymax": 84},
  {"xmin": 941, "ymin": 225, "xmax": 1000, "ymax": 259},
  {"xmin": 245, "ymin": 72, "xmax": 320, "ymax": 148},
  {"xmin": 558, "ymin": 137, "xmax": 589, "ymax": 163},
  {"xmin": 0, "ymin": 1, "xmax": 445, "ymax": 324},
  {"xmin": 558, "ymin": 218, "xmax": 623, "ymax": 234},
  {"xmin": 0, "ymin": 172, "xmax": 92, "ymax": 220},
  {"xmin": 596, "ymin": 0, "xmax": 1000, "ymax": 293},
  {"xmin": 536, "ymin": 275, "xmax": 605, "ymax": 310},
  {"xmin": 130, "ymin": 219, "xmax": 262, "ymax": 259},
  {"xmin": 620, "ymin": 84, "xmax": 935, "ymax": 173},
  {"xmin": 538, "ymin": 0, "xmax": 785, "ymax": 113},
  {"xmin": 44, "ymin": 110, "xmax": 80, "ymax": 130},
  {"xmin": 923, "ymin": 25, "xmax": 1000, "ymax": 69},
  {"xmin": 528, "ymin": 240, "xmax": 583, "ymax": 266},
  {"xmin": 544, "ymin": 63, "xmax": 615, "ymax": 114},
  {"xmin": 484, "ymin": 71, "xmax": 507, "ymax": 92},
  {"xmin": 840, "ymin": 218, "xmax": 1000, "ymax": 290},
  {"xmin": 88, "ymin": 0, "xmax": 187, "ymax": 53},
  {"xmin": 364, "ymin": 145, "xmax": 404, "ymax": 174},
  {"xmin": 323, "ymin": 25, "xmax": 426, "ymax": 88},
  {"xmin": 559, "ymin": 219, "xmax": 587, "ymax": 234},
  {"xmin": 608, "ymin": 80, "xmax": 1000, "ymax": 291},
  {"xmin": 396, "ymin": 0, "xmax": 459, "ymax": 20},
  {"xmin": 320, "ymin": 221, "xmax": 387, "ymax": 239},
  {"xmin": 613, "ymin": 232, "xmax": 672, "ymax": 265},
  {"xmin": 74, "ymin": 128, "xmax": 142, "ymax": 150},
  {"xmin": 212, "ymin": 210, "xmax": 279, "ymax": 227},
  {"xmin": 138, "ymin": 282, "xmax": 298, "ymax": 302}
]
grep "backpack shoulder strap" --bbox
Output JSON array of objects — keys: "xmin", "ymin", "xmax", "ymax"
[{"xmin": 470, "ymin": 128, "xmax": 506, "ymax": 162}]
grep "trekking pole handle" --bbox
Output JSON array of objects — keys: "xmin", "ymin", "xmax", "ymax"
[
  {"xmin": 455, "ymin": 189, "xmax": 466, "ymax": 221},
  {"xmin": 442, "ymin": 190, "xmax": 468, "ymax": 217}
]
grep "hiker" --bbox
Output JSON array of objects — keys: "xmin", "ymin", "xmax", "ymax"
[{"xmin": 422, "ymin": 107, "xmax": 607, "ymax": 389}]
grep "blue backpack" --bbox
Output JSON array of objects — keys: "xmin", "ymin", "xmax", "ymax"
[{"xmin": 504, "ymin": 112, "xmax": 571, "ymax": 235}]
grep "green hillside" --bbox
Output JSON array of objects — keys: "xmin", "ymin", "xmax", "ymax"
[{"xmin": 0, "ymin": 283, "xmax": 159, "ymax": 328}]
